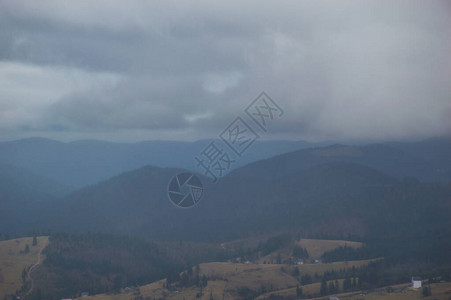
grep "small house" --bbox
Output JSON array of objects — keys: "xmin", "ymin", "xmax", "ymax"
[{"xmin": 411, "ymin": 277, "xmax": 422, "ymax": 288}]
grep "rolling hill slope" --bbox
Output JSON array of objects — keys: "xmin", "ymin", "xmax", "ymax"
[
  {"xmin": 228, "ymin": 141, "xmax": 450, "ymax": 183},
  {"xmin": 0, "ymin": 163, "xmax": 69, "ymax": 235},
  {"xmin": 1, "ymin": 137, "xmax": 448, "ymax": 190},
  {"xmin": 29, "ymin": 161, "xmax": 451, "ymax": 243}
]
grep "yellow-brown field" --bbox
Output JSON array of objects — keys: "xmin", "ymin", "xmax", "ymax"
[
  {"xmin": 0, "ymin": 236, "xmax": 49, "ymax": 298},
  {"xmin": 256, "ymin": 238, "xmax": 364, "ymax": 264},
  {"xmin": 298, "ymin": 238, "xmax": 363, "ymax": 259}
]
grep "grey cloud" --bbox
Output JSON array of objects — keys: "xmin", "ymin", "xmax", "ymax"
[{"xmin": 0, "ymin": 0, "xmax": 450, "ymax": 142}]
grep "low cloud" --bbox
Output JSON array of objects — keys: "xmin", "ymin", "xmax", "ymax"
[{"xmin": 0, "ymin": 0, "xmax": 450, "ymax": 142}]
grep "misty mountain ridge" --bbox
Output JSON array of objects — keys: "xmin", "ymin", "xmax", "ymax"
[
  {"xmin": 16, "ymin": 159, "xmax": 450, "ymax": 242},
  {"xmin": 0, "ymin": 137, "xmax": 323, "ymax": 189},
  {"xmin": 0, "ymin": 136, "xmax": 450, "ymax": 240},
  {"xmin": 0, "ymin": 162, "xmax": 68, "ymax": 199},
  {"xmin": 229, "ymin": 139, "xmax": 451, "ymax": 183},
  {"xmin": 0, "ymin": 136, "xmax": 449, "ymax": 192},
  {"xmin": 0, "ymin": 163, "xmax": 69, "ymax": 235}
]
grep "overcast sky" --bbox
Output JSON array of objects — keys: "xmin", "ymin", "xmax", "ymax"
[{"xmin": 0, "ymin": 0, "xmax": 450, "ymax": 142}]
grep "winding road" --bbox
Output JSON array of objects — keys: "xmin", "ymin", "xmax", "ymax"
[{"xmin": 23, "ymin": 243, "xmax": 46, "ymax": 299}]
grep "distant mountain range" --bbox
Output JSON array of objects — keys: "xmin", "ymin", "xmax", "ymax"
[
  {"xmin": 1, "ymin": 137, "xmax": 449, "ymax": 191},
  {"xmin": 23, "ymin": 160, "xmax": 449, "ymax": 242},
  {"xmin": 229, "ymin": 137, "xmax": 451, "ymax": 183},
  {"xmin": 1, "ymin": 137, "xmax": 450, "ymax": 242},
  {"xmin": 0, "ymin": 138, "xmax": 323, "ymax": 189}
]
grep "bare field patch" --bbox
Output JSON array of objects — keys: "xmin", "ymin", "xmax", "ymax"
[
  {"xmin": 0, "ymin": 236, "xmax": 49, "ymax": 298},
  {"xmin": 298, "ymin": 238, "xmax": 364, "ymax": 259}
]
